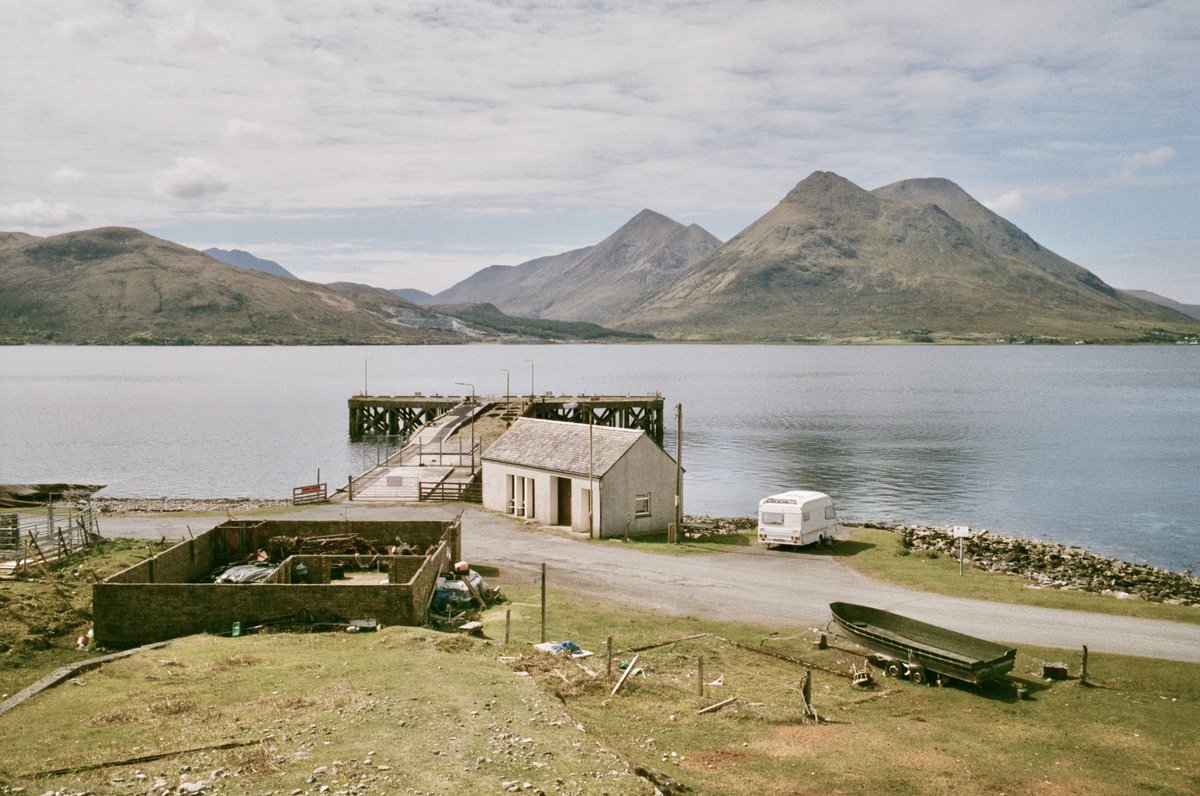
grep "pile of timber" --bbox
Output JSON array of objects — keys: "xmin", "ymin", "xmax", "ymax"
[{"xmin": 265, "ymin": 533, "xmax": 417, "ymax": 560}]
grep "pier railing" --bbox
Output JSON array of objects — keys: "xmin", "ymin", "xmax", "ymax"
[{"xmin": 419, "ymin": 480, "xmax": 482, "ymax": 503}]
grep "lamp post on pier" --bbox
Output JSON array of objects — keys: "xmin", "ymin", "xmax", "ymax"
[
  {"xmin": 455, "ymin": 381, "xmax": 476, "ymax": 475},
  {"xmin": 525, "ymin": 359, "xmax": 535, "ymax": 402},
  {"xmin": 501, "ymin": 368, "xmax": 510, "ymax": 403}
]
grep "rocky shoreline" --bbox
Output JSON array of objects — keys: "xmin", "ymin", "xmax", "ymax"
[
  {"xmin": 880, "ymin": 522, "xmax": 1200, "ymax": 607},
  {"xmin": 685, "ymin": 515, "xmax": 1199, "ymax": 607},
  {"xmin": 90, "ymin": 496, "xmax": 293, "ymax": 515}
]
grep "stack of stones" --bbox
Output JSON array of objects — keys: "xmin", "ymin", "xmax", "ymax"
[
  {"xmin": 888, "ymin": 523, "xmax": 1200, "ymax": 606},
  {"xmin": 683, "ymin": 515, "xmax": 758, "ymax": 536}
]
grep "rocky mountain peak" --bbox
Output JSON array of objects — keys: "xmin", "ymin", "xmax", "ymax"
[{"xmin": 782, "ymin": 171, "xmax": 880, "ymax": 217}]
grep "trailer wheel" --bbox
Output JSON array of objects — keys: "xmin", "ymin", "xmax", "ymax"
[
  {"xmin": 910, "ymin": 668, "xmax": 927, "ymax": 685},
  {"xmin": 885, "ymin": 662, "xmax": 903, "ymax": 678}
]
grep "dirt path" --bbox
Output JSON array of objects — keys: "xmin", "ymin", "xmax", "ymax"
[{"xmin": 95, "ymin": 501, "xmax": 1200, "ymax": 663}]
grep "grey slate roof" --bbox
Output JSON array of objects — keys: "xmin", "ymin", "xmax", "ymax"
[{"xmin": 482, "ymin": 418, "xmax": 652, "ymax": 477}]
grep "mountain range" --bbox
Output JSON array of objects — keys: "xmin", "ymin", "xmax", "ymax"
[
  {"xmin": 426, "ymin": 209, "xmax": 722, "ymax": 323},
  {"xmin": 3, "ymin": 171, "xmax": 1197, "ymax": 344},
  {"xmin": 0, "ymin": 229, "xmax": 641, "ymax": 344},
  {"xmin": 421, "ymin": 172, "xmax": 1196, "ymax": 342},
  {"xmin": 204, "ymin": 247, "xmax": 296, "ymax": 279}
]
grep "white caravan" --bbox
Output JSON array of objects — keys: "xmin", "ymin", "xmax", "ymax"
[{"xmin": 757, "ymin": 490, "xmax": 838, "ymax": 548}]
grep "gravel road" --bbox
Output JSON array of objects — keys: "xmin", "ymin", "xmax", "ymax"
[{"xmin": 95, "ymin": 501, "xmax": 1200, "ymax": 663}]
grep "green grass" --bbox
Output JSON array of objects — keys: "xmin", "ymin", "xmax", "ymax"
[
  {"xmin": 592, "ymin": 528, "xmax": 755, "ymax": 555},
  {"xmin": 0, "ymin": 538, "xmax": 176, "ymax": 698},
  {"xmin": 3, "ymin": 533, "xmax": 1198, "ymax": 794},
  {"xmin": 5, "ymin": 581, "xmax": 1196, "ymax": 795},
  {"xmin": 485, "ymin": 585, "xmax": 1200, "ymax": 795},
  {"xmin": 836, "ymin": 527, "xmax": 1200, "ymax": 626}
]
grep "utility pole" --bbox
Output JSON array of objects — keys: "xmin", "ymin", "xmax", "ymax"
[
  {"xmin": 455, "ymin": 381, "xmax": 476, "ymax": 475},
  {"xmin": 675, "ymin": 402, "xmax": 683, "ymax": 542},
  {"xmin": 589, "ymin": 407, "xmax": 595, "ymax": 538}
]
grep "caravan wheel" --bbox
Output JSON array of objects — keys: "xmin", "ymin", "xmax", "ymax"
[
  {"xmin": 910, "ymin": 668, "xmax": 927, "ymax": 686},
  {"xmin": 885, "ymin": 662, "xmax": 903, "ymax": 678}
]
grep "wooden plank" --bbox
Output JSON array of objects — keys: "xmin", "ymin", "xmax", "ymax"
[
  {"xmin": 697, "ymin": 696, "xmax": 738, "ymax": 715},
  {"xmin": 611, "ymin": 654, "xmax": 640, "ymax": 695}
]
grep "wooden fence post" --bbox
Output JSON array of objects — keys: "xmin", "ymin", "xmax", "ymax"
[
  {"xmin": 540, "ymin": 563, "xmax": 547, "ymax": 644},
  {"xmin": 698, "ymin": 656, "xmax": 705, "ymax": 697}
]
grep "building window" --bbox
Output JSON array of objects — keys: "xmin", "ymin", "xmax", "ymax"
[{"xmin": 634, "ymin": 493, "xmax": 651, "ymax": 517}]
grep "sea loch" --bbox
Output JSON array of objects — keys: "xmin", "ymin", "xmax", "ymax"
[{"xmin": 1, "ymin": 344, "xmax": 1196, "ymax": 572}]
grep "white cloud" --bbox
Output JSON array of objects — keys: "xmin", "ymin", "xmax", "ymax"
[
  {"xmin": 156, "ymin": 9, "xmax": 232, "ymax": 53},
  {"xmin": 0, "ymin": 198, "xmax": 84, "ymax": 227},
  {"xmin": 983, "ymin": 191, "xmax": 1027, "ymax": 215},
  {"xmin": 1116, "ymin": 146, "xmax": 1177, "ymax": 181},
  {"xmin": 223, "ymin": 118, "xmax": 269, "ymax": 145},
  {"xmin": 154, "ymin": 157, "xmax": 234, "ymax": 201},
  {"xmin": 51, "ymin": 166, "xmax": 85, "ymax": 183}
]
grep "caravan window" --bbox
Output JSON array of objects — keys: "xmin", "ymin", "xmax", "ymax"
[
  {"xmin": 802, "ymin": 511, "xmax": 810, "ymax": 522},
  {"xmin": 825, "ymin": 506, "xmax": 836, "ymax": 520},
  {"xmin": 761, "ymin": 511, "xmax": 784, "ymax": 525}
]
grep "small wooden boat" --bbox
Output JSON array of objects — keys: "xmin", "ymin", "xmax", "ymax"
[{"xmin": 830, "ymin": 601, "xmax": 1016, "ymax": 685}]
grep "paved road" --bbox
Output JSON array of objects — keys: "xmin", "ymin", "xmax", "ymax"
[{"xmin": 97, "ymin": 502, "xmax": 1200, "ymax": 663}]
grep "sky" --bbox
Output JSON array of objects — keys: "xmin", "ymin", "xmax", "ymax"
[{"xmin": 2, "ymin": 1, "xmax": 1198, "ymax": 301}]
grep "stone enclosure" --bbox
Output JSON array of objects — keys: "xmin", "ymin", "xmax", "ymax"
[{"xmin": 93, "ymin": 517, "xmax": 461, "ymax": 648}]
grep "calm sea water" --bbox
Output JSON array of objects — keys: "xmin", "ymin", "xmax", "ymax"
[{"xmin": 1, "ymin": 345, "xmax": 1197, "ymax": 571}]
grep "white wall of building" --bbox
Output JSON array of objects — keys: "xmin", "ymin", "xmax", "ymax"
[
  {"xmin": 482, "ymin": 433, "xmax": 678, "ymax": 538},
  {"xmin": 596, "ymin": 435, "xmax": 679, "ymax": 538}
]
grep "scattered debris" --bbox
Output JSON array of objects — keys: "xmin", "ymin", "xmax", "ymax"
[
  {"xmin": 266, "ymin": 533, "xmax": 406, "ymax": 559},
  {"xmin": 850, "ymin": 661, "xmax": 874, "ymax": 688},
  {"xmin": 533, "ymin": 640, "xmax": 592, "ymax": 658},
  {"xmin": 611, "ymin": 654, "xmax": 640, "ymax": 695},
  {"xmin": 431, "ymin": 567, "xmax": 501, "ymax": 614},
  {"xmin": 1042, "ymin": 662, "xmax": 1070, "ymax": 680},
  {"xmin": 697, "ymin": 696, "xmax": 738, "ymax": 715},
  {"xmin": 213, "ymin": 563, "xmax": 275, "ymax": 584}
]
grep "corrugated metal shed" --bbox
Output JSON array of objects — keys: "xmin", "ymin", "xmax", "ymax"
[{"xmin": 482, "ymin": 418, "xmax": 644, "ymax": 477}]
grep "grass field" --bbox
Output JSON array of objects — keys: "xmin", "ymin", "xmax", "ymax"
[{"xmin": 1, "ymin": 532, "xmax": 1197, "ymax": 794}]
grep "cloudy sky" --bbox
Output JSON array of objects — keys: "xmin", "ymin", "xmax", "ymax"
[{"xmin": 3, "ymin": 1, "xmax": 1198, "ymax": 301}]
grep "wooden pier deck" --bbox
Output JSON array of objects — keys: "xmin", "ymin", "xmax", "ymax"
[{"xmin": 348, "ymin": 393, "xmax": 664, "ymax": 445}]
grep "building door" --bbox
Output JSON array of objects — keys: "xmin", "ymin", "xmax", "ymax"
[{"xmin": 556, "ymin": 477, "xmax": 572, "ymax": 525}]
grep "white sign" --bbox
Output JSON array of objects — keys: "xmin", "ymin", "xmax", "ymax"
[{"xmin": 952, "ymin": 525, "xmax": 972, "ymax": 538}]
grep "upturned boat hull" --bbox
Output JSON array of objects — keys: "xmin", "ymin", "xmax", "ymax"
[{"xmin": 830, "ymin": 602, "xmax": 1016, "ymax": 684}]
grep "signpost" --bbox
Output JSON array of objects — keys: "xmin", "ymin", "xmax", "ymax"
[{"xmin": 953, "ymin": 525, "xmax": 971, "ymax": 575}]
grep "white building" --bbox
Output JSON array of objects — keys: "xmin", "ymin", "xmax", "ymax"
[{"xmin": 481, "ymin": 418, "xmax": 680, "ymax": 538}]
